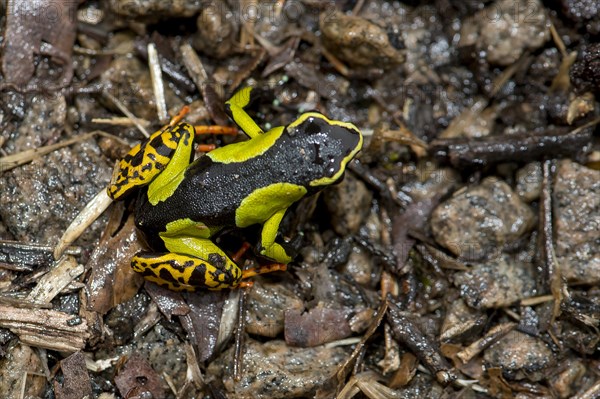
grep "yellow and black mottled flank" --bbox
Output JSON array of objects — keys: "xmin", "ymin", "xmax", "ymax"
[
  {"xmin": 131, "ymin": 251, "xmax": 242, "ymax": 291},
  {"xmin": 107, "ymin": 123, "xmax": 194, "ymax": 200}
]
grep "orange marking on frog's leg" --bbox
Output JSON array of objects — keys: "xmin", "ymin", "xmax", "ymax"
[
  {"xmin": 231, "ymin": 242, "xmax": 252, "ymax": 263},
  {"xmin": 237, "ymin": 281, "xmax": 254, "ymax": 289},
  {"xmin": 170, "ymin": 105, "xmax": 190, "ymax": 127},
  {"xmin": 241, "ymin": 263, "xmax": 287, "ymax": 280},
  {"xmin": 196, "ymin": 144, "xmax": 217, "ymax": 153},
  {"xmin": 195, "ymin": 125, "xmax": 239, "ymax": 135}
]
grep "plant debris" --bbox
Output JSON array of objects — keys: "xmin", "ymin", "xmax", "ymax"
[
  {"xmin": 54, "ymin": 352, "xmax": 93, "ymax": 399},
  {"xmin": 0, "ymin": 1, "xmax": 599, "ymax": 398},
  {"xmin": 1, "ymin": 0, "xmax": 77, "ymax": 91}
]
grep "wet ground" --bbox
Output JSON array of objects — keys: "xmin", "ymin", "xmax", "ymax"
[{"xmin": 0, "ymin": 1, "xmax": 599, "ymax": 398}]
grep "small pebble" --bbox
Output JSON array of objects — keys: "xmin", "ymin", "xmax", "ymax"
[
  {"xmin": 484, "ymin": 330, "xmax": 555, "ymax": 381},
  {"xmin": 453, "ymin": 253, "xmax": 536, "ymax": 309},
  {"xmin": 459, "ymin": 0, "xmax": 549, "ymax": 65},
  {"xmin": 431, "ymin": 177, "xmax": 535, "ymax": 261},
  {"xmin": 320, "ymin": 10, "xmax": 404, "ymax": 68}
]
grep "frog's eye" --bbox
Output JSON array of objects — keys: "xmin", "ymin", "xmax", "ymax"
[
  {"xmin": 300, "ymin": 117, "xmax": 324, "ymax": 135},
  {"xmin": 286, "ymin": 113, "xmax": 327, "ymax": 137}
]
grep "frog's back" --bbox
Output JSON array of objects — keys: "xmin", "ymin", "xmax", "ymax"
[{"xmin": 136, "ymin": 115, "xmax": 361, "ymax": 238}]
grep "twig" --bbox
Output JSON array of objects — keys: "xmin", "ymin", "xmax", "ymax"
[
  {"xmin": 180, "ymin": 43, "xmax": 228, "ymax": 125},
  {"xmin": 538, "ymin": 160, "xmax": 565, "ymax": 323},
  {"xmin": 102, "ymin": 89, "xmax": 149, "ymax": 137},
  {"xmin": 336, "ymin": 300, "xmax": 388, "ymax": 390},
  {"xmin": 456, "ymin": 322, "xmax": 517, "ymax": 364},
  {"xmin": 233, "ymin": 288, "xmax": 249, "ymax": 381},
  {"xmin": 0, "ymin": 131, "xmax": 98, "ymax": 172},
  {"xmin": 387, "ymin": 299, "xmax": 456, "ymax": 385},
  {"xmin": 92, "ymin": 117, "xmax": 150, "ymax": 127},
  {"xmin": 53, "ymin": 187, "xmax": 114, "ymax": 259},
  {"xmin": 431, "ymin": 118, "xmax": 599, "ymax": 168},
  {"xmin": 0, "ymin": 304, "xmax": 89, "ymax": 352},
  {"xmin": 148, "ymin": 42, "xmax": 168, "ymax": 123}
]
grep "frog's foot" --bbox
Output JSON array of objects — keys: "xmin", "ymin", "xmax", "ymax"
[
  {"xmin": 131, "ymin": 251, "xmax": 242, "ymax": 291},
  {"xmin": 241, "ymin": 263, "xmax": 287, "ymax": 280},
  {"xmin": 259, "ymin": 242, "xmax": 292, "ymax": 264},
  {"xmin": 231, "ymin": 242, "xmax": 252, "ymax": 263}
]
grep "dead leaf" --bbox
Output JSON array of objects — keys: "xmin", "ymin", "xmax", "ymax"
[
  {"xmin": 54, "ymin": 352, "xmax": 93, "ymax": 399},
  {"xmin": 115, "ymin": 353, "xmax": 166, "ymax": 399},
  {"xmin": 2, "ymin": 0, "xmax": 77, "ymax": 90},
  {"xmin": 86, "ymin": 215, "xmax": 144, "ymax": 315}
]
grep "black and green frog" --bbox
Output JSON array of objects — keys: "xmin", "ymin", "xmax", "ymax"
[{"xmin": 108, "ymin": 87, "xmax": 362, "ymax": 291}]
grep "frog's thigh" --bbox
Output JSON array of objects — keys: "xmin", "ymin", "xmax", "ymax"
[
  {"xmin": 260, "ymin": 208, "xmax": 292, "ymax": 264},
  {"xmin": 108, "ymin": 123, "xmax": 195, "ymax": 200},
  {"xmin": 146, "ymin": 124, "xmax": 196, "ymax": 205},
  {"xmin": 138, "ymin": 236, "xmax": 242, "ymax": 291}
]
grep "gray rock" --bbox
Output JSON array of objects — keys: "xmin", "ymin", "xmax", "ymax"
[
  {"xmin": 484, "ymin": 330, "xmax": 555, "ymax": 381},
  {"xmin": 109, "ymin": 0, "xmax": 203, "ymax": 18},
  {"xmin": 0, "ymin": 140, "xmax": 111, "ymax": 245},
  {"xmin": 208, "ymin": 339, "xmax": 347, "ymax": 399},
  {"xmin": 516, "ymin": 162, "xmax": 542, "ymax": 202},
  {"xmin": 459, "ymin": 0, "xmax": 550, "ymax": 65},
  {"xmin": 453, "ymin": 253, "xmax": 536, "ymax": 309},
  {"xmin": 553, "ymin": 160, "xmax": 600, "ymax": 283},
  {"xmin": 431, "ymin": 177, "xmax": 535, "ymax": 261},
  {"xmin": 245, "ymin": 279, "xmax": 303, "ymax": 338}
]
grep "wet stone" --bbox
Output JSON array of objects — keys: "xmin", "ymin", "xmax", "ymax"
[
  {"xmin": 109, "ymin": 0, "xmax": 203, "ymax": 19},
  {"xmin": 515, "ymin": 162, "xmax": 542, "ymax": 202},
  {"xmin": 431, "ymin": 177, "xmax": 536, "ymax": 261},
  {"xmin": 453, "ymin": 253, "xmax": 536, "ymax": 309},
  {"xmin": 133, "ymin": 323, "xmax": 188, "ymax": 389},
  {"xmin": 550, "ymin": 359, "xmax": 586, "ymax": 398},
  {"xmin": 570, "ymin": 43, "xmax": 600, "ymax": 94},
  {"xmin": 0, "ymin": 140, "xmax": 111, "ymax": 245},
  {"xmin": 320, "ymin": 10, "xmax": 404, "ymax": 68},
  {"xmin": 560, "ymin": 0, "xmax": 600, "ymax": 34},
  {"xmin": 0, "ymin": 344, "xmax": 46, "ymax": 398},
  {"xmin": 193, "ymin": 2, "xmax": 239, "ymax": 59},
  {"xmin": 340, "ymin": 246, "xmax": 375, "ymax": 287},
  {"xmin": 553, "ymin": 160, "xmax": 600, "ymax": 284},
  {"xmin": 207, "ymin": 339, "xmax": 347, "ymax": 399},
  {"xmin": 323, "ymin": 173, "xmax": 373, "ymax": 236},
  {"xmin": 484, "ymin": 330, "xmax": 555, "ymax": 381},
  {"xmin": 101, "ymin": 55, "xmax": 183, "ymax": 122},
  {"xmin": 459, "ymin": 0, "xmax": 549, "ymax": 66},
  {"xmin": 245, "ymin": 279, "xmax": 304, "ymax": 338},
  {"xmin": 4, "ymin": 94, "xmax": 66, "ymax": 153}
]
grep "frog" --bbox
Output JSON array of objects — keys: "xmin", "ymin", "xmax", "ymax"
[{"xmin": 107, "ymin": 87, "xmax": 363, "ymax": 291}]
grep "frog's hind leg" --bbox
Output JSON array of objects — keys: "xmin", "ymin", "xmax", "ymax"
[
  {"xmin": 131, "ymin": 250, "xmax": 242, "ymax": 291},
  {"xmin": 108, "ymin": 122, "xmax": 195, "ymax": 201},
  {"xmin": 150, "ymin": 234, "xmax": 243, "ymax": 290}
]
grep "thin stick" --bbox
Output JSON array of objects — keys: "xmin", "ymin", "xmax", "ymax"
[
  {"xmin": 102, "ymin": 89, "xmax": 149, "ymax": 137},
  {"xmin": 0, "ymin": 132, "xmax": 98, "ymax": 172},
  {"xmin": 148, "ymin": 43, "xmax": 168, "ymax": 123},
  {"xmin": 92, "ymin": 117, "xmax": 150, "ymax": 127}
]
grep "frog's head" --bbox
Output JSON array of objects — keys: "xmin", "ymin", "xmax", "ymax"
[{"xmin": 286, "ymin": 112, "xmax": 363, "ymax": 186}]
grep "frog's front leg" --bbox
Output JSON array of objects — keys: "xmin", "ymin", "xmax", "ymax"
[
  {"xmin": 108, "ymin": 123, "xmax": 195, "ymax": 201},
  {"xmin": 225, "ymin": 86, "xmax": 264, "ymax": 139},
  {"xmin": 259, "ymin": 208, "xmax": 294, "ymax": 264},
  {"xmin": 132, "ymin": 236, "xmax": 243, "ymax": 291}
]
